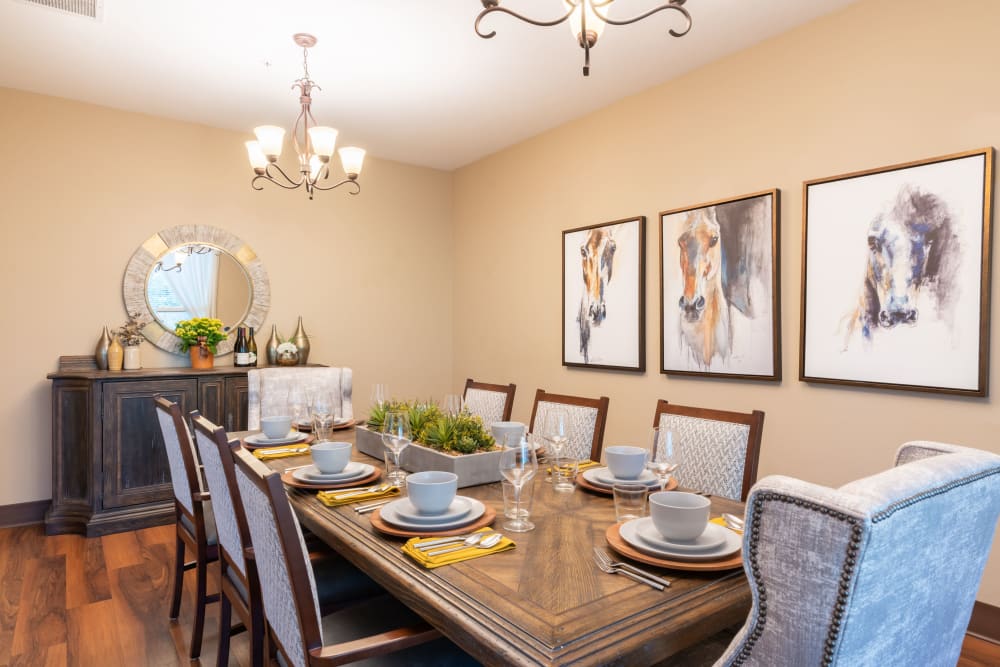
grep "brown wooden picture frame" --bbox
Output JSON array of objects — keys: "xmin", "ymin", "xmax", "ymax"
[
  {"xmin": 562, "ymin": 216, "xmax": 645, "ymax": 372},
  {"xmin": 659, "ymin": 190, "xmax": 781, "ymax": 380},
  {"xmin": 800, "ymin": 147, "xmax": 994, "ymax": 396}
]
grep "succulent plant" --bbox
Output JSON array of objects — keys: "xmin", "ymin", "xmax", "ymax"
[{"xmin": 368, "ymin": 398, "xmax": 496, "ymax": 455}]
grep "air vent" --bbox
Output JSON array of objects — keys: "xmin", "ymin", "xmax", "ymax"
[{"xmin": 16, "ymin": 0, "xmax": 102, "ymax": 20}]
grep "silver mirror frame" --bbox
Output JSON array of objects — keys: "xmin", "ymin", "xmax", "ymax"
[{"xmin": 123, "ymin": 225, "xmax": 270, "ymax": 356}]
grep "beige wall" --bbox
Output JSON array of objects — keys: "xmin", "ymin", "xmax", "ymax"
[
  {"xmin": 1, "ymin": 86, "xmax": 454, "ymax": 507},
  {"xmin": 452, "ymin": 0, "xmax": 1000, "ymax": 604}
]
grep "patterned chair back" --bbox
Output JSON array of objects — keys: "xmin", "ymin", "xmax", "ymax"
[
  {"xmin": 529, "ymin": 389, "xmax": 610, "ymax": 462},
  {"xmin": 717, "ymin": 441, "xmax": 1000, "ymax": 667},
  {"xmin": 653, "ymin": 401, "xmax": 764, "ymax": 501},
  {"xmin": 192, "ymin": 414, "xmax": 247, "ymax": 577},
  {"xmin": 247, "ymin": 367, "xmax": 354, "ymax": 430},
  {"xmin": 154, "ymin": 397, "xmax": 202, "ymax": 516},
  {"xmin": 463, "ymin": 378, "xmax": 516, "ymax": 427},
  {"xmin": 233, "ymin": 448, "xmax": 323, "ymax": 667}
]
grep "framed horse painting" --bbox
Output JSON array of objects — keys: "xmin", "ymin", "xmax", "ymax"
[
  {"xmin": 562, "ymin": 216, "xmax": 645, "ymax": 371},
  {"xmin": 800, "ymin": 147, "xmax": 994, "ymax": 396},
  {"xmin": 659, "ymin": 190, "xmax": 781, "ymax": 380}
]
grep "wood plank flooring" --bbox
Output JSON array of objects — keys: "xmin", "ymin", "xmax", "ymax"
[{"xmin": 0, "ymin": 523, "xmax": 997, "ymax": 666}]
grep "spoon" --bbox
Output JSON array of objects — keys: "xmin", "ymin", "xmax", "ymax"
[
  {"xmin": 331, "ymin": 483, "xmax": 391, "ymax": 499},
  {"xmin": 423, "ymin": 530, "xmax": 492, "ymax": 554},
  {"xmin": 426, "ymin": 532, "xmax": 504, "ymax": 556},
  {"xmin": 722, "ymin": 513, "xmax": 745, "ymax": 531}
]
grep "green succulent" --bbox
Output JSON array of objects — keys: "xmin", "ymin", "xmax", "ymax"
[{"xmin": 367, "ymin": 397, "xmax": 496, "ymax": 455}]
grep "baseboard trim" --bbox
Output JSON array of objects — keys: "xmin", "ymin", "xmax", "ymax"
[
  {"xmin": 0, "ymin": 500, "xmax": 50, "ymax": 528},
  {"xmin": 969, "ymin": 601, "xmax": 1000, "ymax": 644}
]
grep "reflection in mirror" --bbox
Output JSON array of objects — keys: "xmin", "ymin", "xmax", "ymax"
[{"xmin": 145, "ymin": 245, "xmax": 252, "ymax": 332}]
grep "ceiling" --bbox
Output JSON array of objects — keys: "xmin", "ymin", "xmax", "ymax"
[{"xmin": 0, "ymin": 0, "xmax": 858, "ymax": 170}]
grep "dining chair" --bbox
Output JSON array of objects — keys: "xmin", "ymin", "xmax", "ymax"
[
  {"xmin": 247, "ymin": 367, "xmax": 354, "ymax": 430},
  {"xmin": 528, "ymin": 389, "xmax": 610, "ymax": 462},
  {"xmin": 153, "ymin": 396, "xmax": 219, "ymax": 660},
  {"xmin": 652, "ymin": 400, "xmax": 765, "ymax": 501},
  {"xmin": 714, "ymin": 441, "xmax": 1000, "ymax": 667},
  {"xmin": 462, "ymin": 378, "xmax": 516, "ymax": 426},
  {"xmin": 191, "ymin": 413, "xmax": 387, "ymax": 667},
  {"xmin": 230, "ymin": 446, "xmax": 480, "ymax": 666}
]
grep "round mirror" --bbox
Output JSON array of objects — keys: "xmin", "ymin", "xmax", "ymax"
[{"xmin": 123, "ymin": 225, "xmax": 270, "ymax": 355}]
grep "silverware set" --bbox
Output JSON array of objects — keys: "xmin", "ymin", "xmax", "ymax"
[
  {"xmin": 722, "ymin": 513, "xmax": 745, "ymax": 532},
  {"xmin": 592, "ymin": 547, "xmax": 670, "ymax": 590}
]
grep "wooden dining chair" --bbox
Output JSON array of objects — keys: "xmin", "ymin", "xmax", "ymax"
[
  {"xmin": 230, "ymin": 447, "xmax": 479, "ymax": 666},
  {"xmin": 651, "ymin": 400, "xmax": 764, "ymax": 501},
  {"xmin": 529, "ymin": 389, "xmax": 610, "ymax": 462},
  {"xmin": 247, "ymin": 367, "xmax": 354, "ymax": 430},
  {"xmin": 462, "ymin": 378, "xmax": 516, "ymax": 425},
  {"xmin": 153, "ymin": 396, "xmax": 219, "ymax": 660}
]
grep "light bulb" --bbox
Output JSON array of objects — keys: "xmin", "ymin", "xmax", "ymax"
[
  {"xmin": 309, "ymin": 154, "xmax": 325, "ymax": 181},
  {"xmin": 308, "ymin": 126, "xmax": 338, "ymax": 160},
  {"xmin": 564, "ymin": 0, "xmax": 605, "ymax": 46},
  {"xmin": 253, "ymin": 125, "xmax": 285, "ymax": 159},
  {"xmin": 339, "ymin": 147, "xmax": 366, "ymax": 178}
]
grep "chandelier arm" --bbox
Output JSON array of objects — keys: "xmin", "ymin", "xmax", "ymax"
[
  {"xmin": 592, "ymin": 1, "xmax": 692, "ymax": 36},
  {"xmin": 475, "ymin": 5, "xmax": 576, "ymax": 39},
  {"xmin": 261, "ymin": 163, "xmax": 305, "ymax": 189},
  {"xmin": 311, "ymin": 178, "xmax": 361, "ymax": 195}
]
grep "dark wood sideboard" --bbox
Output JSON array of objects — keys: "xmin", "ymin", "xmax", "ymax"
[{"xmin": 46, "ymin": 355, "xmax": 250, "ymax": 536}]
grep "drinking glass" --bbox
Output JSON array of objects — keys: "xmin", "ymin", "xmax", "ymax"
[
  {"xmin": 371, "ymin": 384, "xmax": 388, "ymax": 409},
  {"xmin": 443, "ymin": 393, "xmax": 463, "ymax": 417},
  {"xmin": 382, "ymin": 411, "xmax": 411, "ymax": 486},
  {"xmin": 647, "ymin": 427, "xmax": 679, "ymax": 491},
  {"xmin": 543, "ymin": 408, "xmax": 570, "ymax": 461},
  {"xmin": 612, "ymin": 483, "xmax": 647, "ymax": 522},
  {"xmin": 287, "ymin": 386, "xmax": 307, "ymax": 432},
  {"xmin": 499, "ymin": 433, "xmax": 538, "ymax": 532},
  {"xmin": 311, "ymin": 393, "xmax": 335, "ymax": 442}
]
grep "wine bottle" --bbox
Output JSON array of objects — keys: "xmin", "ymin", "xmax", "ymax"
[
  {"xmin": 234, "ymin": 326, "xmax": 250, "ymax": 367},
  {"xmin": 247, "ymin": 326, "xmax": 258, "ymax": 367}
]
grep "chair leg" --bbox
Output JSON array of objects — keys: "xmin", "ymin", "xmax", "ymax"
[
  {"xmin": 189, "ymin": 549, "xmax": 208, "ymax": 660},
  {"xmin": 217, "ymin": 592, "xmax": 232, "ymax": 667},
  {"xmin": 169, "ymin": 530, "xmax": 184, "ymax": 620},
  {"xmin": 250, "ymin": 597, "xmax": 265, "ymax": 667}
]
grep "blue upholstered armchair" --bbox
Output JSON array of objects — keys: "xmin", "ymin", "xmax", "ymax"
[{"xmin": 716, "ymin": 441, "xmax": 1000, "ymax": 667}]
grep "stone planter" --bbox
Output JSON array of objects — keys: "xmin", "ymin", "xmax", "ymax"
[{"xmin": 355, "ymin": 425, "xmax": 503, "ymax": 488}]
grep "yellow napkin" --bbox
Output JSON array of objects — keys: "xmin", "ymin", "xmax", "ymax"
[
  {"xmin": 252, "ymin": 445, "xmax": 310, "ymax": 460},
  {"xmin": 546, "ymin": 459, "xmax": 600, "ymax": 474},
  {"xmin": 402, "ymin": 529, "xmax": 516, "ymax": 569},
  {"xmin": 316, "ymin": 486, "xmax": 401, "ymax": 507},
  {"xmin": 711, "ymin": 516, "xmax": 743, "ymax": 534}
]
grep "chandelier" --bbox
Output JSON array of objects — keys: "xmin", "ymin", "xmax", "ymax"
[
  {"xmin": 245, "ymin": 33, "xmax": 365, "ymax": 200},
  {"xmin": 475, "ymin": 0, "xmax": 693, "ymax": 76},
  {"xmin": 154, "ymin": 245, "xmax": 217, "ymax": 273}
]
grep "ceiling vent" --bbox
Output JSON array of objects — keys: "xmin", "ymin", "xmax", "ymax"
[{"xmin": 16, "ymin": 0, "xmax": 102, "ymax": 20}]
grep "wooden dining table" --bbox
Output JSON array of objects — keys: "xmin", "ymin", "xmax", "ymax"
[{"xmin": 255, "ymin": 427, "xmax": 751, "ymax": 666}]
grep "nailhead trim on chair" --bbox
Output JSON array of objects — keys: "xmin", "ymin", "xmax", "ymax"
[
  {"xmin": 871, "ymin": 467, "xmax": 1000, "ymax": 523},
  {"xmin": 728, "ymin": 492, "xmax": 862, "ymax": 667}
]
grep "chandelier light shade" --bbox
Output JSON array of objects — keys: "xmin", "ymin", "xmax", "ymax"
[
  {"xmin": 245, "ymin": 33, "xmax": 365, "ymax": 200},
  {"xmin": 475, "ymin": 0, "xmax": 693, "ymax": 76}
]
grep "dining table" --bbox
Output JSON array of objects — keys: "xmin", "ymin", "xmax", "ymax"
[{"xmin": 248, "ymin": 427, "xmax": 751, "ymax": 666}]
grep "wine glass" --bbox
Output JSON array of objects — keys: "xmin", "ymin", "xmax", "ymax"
[
  {"xmin": 287, "ymin": 386, "xmax": 307, "ymax": 432},
  {"xmin": 311, "ymin": 393, "xmax": 335, "ymax": 442},
  {"xmin": 543, "ymin": 408, "xmax": 570, "ymax": 462},
  {"xmin": 443, "ymin": 393, "xmax": 463, "ymax": 417},
  {"xmin": 647, "ymin": 426, "xmax": 679, "ymax": 491},
  {"xmin": 499, "ymin": 433, "xmax": 538, "ymax": 532},
  {"xmin": 382, "ymin": 411, "xmax": 411, "ymax": 486},
  {"xmin": 371, "ymin": 383, "xmax": 388, "ymax": 409}
]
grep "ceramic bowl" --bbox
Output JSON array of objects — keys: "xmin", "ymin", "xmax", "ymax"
[
  {"xmin": 604, "ymin": 445, "xmax": 648, "ymax": 480},
  {"xmin": 649, "ymin": 491, "xmax": 711, "ymax": 541},
  {"xmin": 491, "ymin": 421, "xmax": 526, "ymax": 448},
  {"xmin": 311, "ymin": 441, "xmax": 352, "ymax": 474},
  {"xmin": 406, "ymin": 471, "xmax": 458, "ymax": 515}
]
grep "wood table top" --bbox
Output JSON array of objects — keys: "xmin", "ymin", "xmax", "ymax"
[{"xmin": 254, "ymin": 428, "xmax": 751, "ymax": 666}]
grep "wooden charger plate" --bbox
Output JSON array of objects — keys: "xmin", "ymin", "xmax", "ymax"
[
  {"xmin": 369, "ymin": 504, "xmax": 497, "ymax": 538},
  {"xmin": 242, "ymin": 433, "xmax": 314, "ymax": 452},
  {"xmin": 280, "ymin": 466, "xmax": 381, "ymax": 491},
  {"xmin": 577, "ymin": 474, "xmax": 678, "ymax": 496},
  {"xmin": 605, "ymin": 523, "xmax": 743, "ymax": 572}
]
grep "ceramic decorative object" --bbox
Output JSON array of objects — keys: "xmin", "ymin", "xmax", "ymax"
[
  {"xmin": 276, "ymin": 347, "xmax": 299, "ymax": 366},
  {"xmin": 94, "ymin": 326, "xmax": 112, "ymax": 370},
  {"xmin": 291, "ymin": 316, "xmax": 310, "ymax": 365},
  {"xmin": 190, "ymin": 336, "xmax": 214, "ymax": 370},
  {"xmin": 266, "ymin": 324, "xmax": 281, "ymax": 365},
  {"xmin": 123, "ymin": 346, "xmax": 141, "ymax": 370},
  {"xmin": 108, "ymin": 337, "xmax": 124, "ymax": 371}
]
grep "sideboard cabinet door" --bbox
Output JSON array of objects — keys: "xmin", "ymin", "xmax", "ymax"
[
  {"xmin": 102, "ymin": 379, "xmax": 197, "ymax": 508},
  {"xmin": 225, "ymin": 376, "xmax": 249, "ymax": 431}
]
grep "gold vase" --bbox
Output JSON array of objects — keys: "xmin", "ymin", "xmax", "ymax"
[
  {"xmin": 94, "ymin": 325, "xmax": 112, "ymax": 370},
  {"xmin": 291, "ymin": 316, "xmax": 310, "ymax": 365},
  {"xmin": 108, "ymin": 337, "xmax": 124, "ymax": 371}
]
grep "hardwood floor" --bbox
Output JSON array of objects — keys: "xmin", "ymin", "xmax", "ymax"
[{"xmin": 0, "ymin": 522, "xmax": 997, "ymax": 666}]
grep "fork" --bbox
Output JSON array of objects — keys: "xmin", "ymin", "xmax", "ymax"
[
  {"xmin": 330, "ymin": 483, "xmax": 391, "ymax": 499},
  {"xmin": 592, "ymin": 550, "xmax": 665, "ymax": 590},
  {"xmin": 593, "ymin": 548, "xmax": 672, "ymax": 588}
]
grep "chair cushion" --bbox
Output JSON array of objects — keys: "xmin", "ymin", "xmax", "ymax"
[{"xmin": 179, "ymin": 500, "xmax": 218, "ymax": 546}]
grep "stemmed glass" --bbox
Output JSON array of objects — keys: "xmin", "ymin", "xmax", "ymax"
[
  {"xmin": 287, "ymin": 386, "xmax": 307, "ymax": 432},
  {"xmin": 371, "ymin": 384, "xmax": 388, "ymax": 410},
  {"xmin": 382, "ymin": 411, "xmax": 411, "ymax": 486},
  {"xmin": 543, "ymin": 408, "xmax": 570, "ymax": 470},
  {"xmin": 647, "ymin": 426, "xmax": 679, "ymax": 491},
  {"xmin": 499, "ymin": 434, "xmax": 538, "ymax": 532},
  {"xmin": 443, "ymin": 394, "xmax": 463, "ymax": 417},
  {"xmin": 311, "ymin": 393, "xmax": 336, "ymax": 442}
]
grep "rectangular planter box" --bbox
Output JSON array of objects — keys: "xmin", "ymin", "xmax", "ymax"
[{"xmin": 355, "ymin": 425, "xmax": 503, "ymax": 488}]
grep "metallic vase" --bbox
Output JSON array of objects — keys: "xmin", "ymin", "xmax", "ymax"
[
  {"xmin": 291, "ymin": 316, "xmax": 310, "ymax": 365},
  {"xmin": 266, "ymin": 324, "xmax": 281, "ymax": 366},
  {"xmin": 94, "ymin": 325, "xmax": 111, "ymax": 370}
]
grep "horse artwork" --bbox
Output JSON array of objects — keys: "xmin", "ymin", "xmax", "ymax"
[
  {"xmin": 843, "ymin": 185, "xmax": 960, "ymax": 346},
  {"xmin": 801, "ymin": 148, "xmax": 992, "ymax": 395},
  {"xmin": 562, "ymin": 217, "xmax": 645, "ymax": 371},
  {"xmin": 661, "ymin": 191, "xmax": 779, "ymax": 379}
]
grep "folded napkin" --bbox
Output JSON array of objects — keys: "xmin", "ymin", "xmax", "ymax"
[
  {"xmin": 316, "ymin": 486, "xmax": 400, "ymax": 507},
  {"xmin": 711, "ymin": 516, "xmax": 743, "ymax": 534},
  {"xmin": 402, "ymin": 529, "xmax": 515, "ymax": 569},
  {"xmin": 546, "ymin": 459, "xmax": 601, "ymax": 474},
  {"xmin": 252, "ymin": 445, "xmax": 310, "ymax": 460}
]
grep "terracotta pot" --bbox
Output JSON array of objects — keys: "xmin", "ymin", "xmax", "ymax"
[{"xmin": 190, "ymin": 337, "xmax": 214, "ymax": 370}]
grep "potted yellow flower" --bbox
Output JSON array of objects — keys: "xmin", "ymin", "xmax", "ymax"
[{"xmin": 175, "ymin": 318, "xmax": 227, "ymax": 369}]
